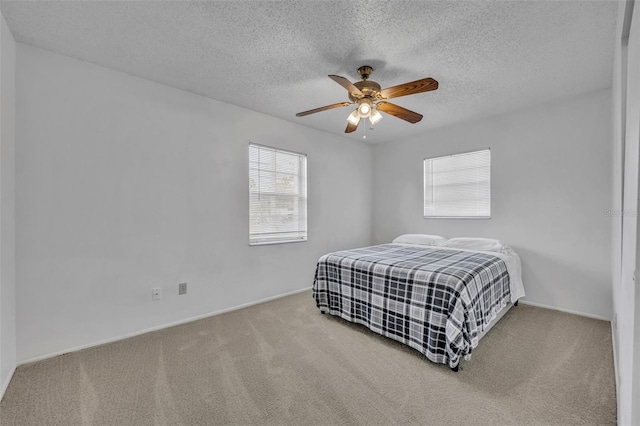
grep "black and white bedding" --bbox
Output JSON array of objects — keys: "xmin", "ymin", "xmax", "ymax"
[{"xmin": 312, "ymin": 242, "xmax": 524, "ymax": 368}]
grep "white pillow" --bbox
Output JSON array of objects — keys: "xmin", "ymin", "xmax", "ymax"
[
  {"xmin": 440, "ymin": 237, "xmax": 508, "ymax": 253},
  {"xmin": 392, "ymin": 234, "xmax": 446, "ymax": 246}
]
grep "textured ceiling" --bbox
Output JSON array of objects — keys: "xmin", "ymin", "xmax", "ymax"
[{"xmin": 0, "ymin": 0, "xmax": 617, "ymax": 144}]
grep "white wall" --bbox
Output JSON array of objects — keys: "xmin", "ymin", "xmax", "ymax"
[
  {"xmin": 373, "ymin": 90, "xmax": 612, "ymax": 319},
  {"xmin": 0, "ymin": 13, "xmax": 16, "ymax": 399},
  {"xmin": 15, "ymin": 45, "xmax": 373, "ymax": 363},
  {"xmin": 612, "ymin": 0, "xmax": 640, "ymax": 423},
  {"xmin": 610, "ymin": 0, "xmax": 626, "ymax": 421}
]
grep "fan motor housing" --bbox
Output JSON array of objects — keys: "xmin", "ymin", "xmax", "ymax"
[{"xmin": 349, "ymin": 80, "xmax": 382, "ymax": 102}]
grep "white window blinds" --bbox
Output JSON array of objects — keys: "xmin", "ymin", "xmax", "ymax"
[
  {"xmin": 423, "ymin": 149, "xmax": 491, "ymax": 218},
  {"xmin": 249, "ymin": 144, "xmax": 307, "ymax": 245}
]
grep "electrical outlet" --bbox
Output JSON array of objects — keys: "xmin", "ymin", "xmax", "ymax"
[
  {"xmin": 178, "ymin": 282, "xmax": 187, "ymax": 295},
  {"xmin": 152, "ymin": 287, "xmax": 162, "ymax": 301}
]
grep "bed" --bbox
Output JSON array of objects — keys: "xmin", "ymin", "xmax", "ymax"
[{"xmin": 312, "ymin": 235, "xmax": 525, "ymax": 370}]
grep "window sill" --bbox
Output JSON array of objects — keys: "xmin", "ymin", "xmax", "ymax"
[
  {"xmin": 424, "ymin": 216, "xmax": 491, "ymax": 219},
  {"xmin": 249, "ymin": 238, "xmax": 308, "ymax": 246}
]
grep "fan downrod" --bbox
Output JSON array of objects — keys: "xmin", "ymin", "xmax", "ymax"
[{"xmin": 357, "ymin": 65, "xmax": 373, "ymax": 80}]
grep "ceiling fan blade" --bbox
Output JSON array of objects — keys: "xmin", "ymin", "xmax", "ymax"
[
  {"xmin": 345, "ymin": 117, "xmax": 360, "ymax": 133},
  {"xmin": 329, "ymin": 75, "xmax": 364, "ymax": 98},
  {"xmin": 296, "ymin": 102, "xmax": 352, "ymax": 117},
  {"xmin": 376, "ymin": 102, "xmax": 423, "ymax": 123},
  {"xmin": 380, "ymin": 78, "xmax": 438, "ymax": 100}
]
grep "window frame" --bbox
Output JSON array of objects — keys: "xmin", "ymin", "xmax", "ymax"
[
  {"xmin": 248, "ymin": 143, "xmax": 308, "ymax": 246},
  {"xmin": 423, "ymin": 148, "xmax": 491, "ymax": 219}
]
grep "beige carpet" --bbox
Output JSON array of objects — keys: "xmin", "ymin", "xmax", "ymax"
[{"xmin": 0, "ymin": 291, "xmax": 616, "ymax": 425}]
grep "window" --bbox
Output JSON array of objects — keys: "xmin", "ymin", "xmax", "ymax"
[
  {"xmin": 249, "ymin": 143, "xmax": 307, "ymax": 245},
  {"xmin": 423, "ymin": 149, "xmax": 491, "ymax": 218}
]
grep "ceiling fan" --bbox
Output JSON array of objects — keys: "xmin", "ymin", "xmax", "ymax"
[{"xmin": 296, "ymin": 66, "xmax": 438, "ymax": 133}]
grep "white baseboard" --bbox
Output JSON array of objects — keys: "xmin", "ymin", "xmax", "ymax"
[
  {"xmin": 1, "ymin": 364, "xmax": 16, "ymax": 402},
  {"xmin": 518, "ymin": 300, "xmax": 611, "ymax": 322},
  {"xmin": 18, "ymin": 286, "xmax": 312, "ymax": 366}
]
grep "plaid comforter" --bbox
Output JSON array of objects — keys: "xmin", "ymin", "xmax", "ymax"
[{"xmin": 312, "ymin": 244, "xmax": 511, "ymax": 368}]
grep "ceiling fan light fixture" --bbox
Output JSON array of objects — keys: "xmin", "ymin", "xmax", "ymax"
[
  {"xmin": 370, "ymin": 108, "xmax": 383, "ymax": 125},
  {"xmin": 347, "ymin": 109, "xmax": 360, "ymax": 125}
]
